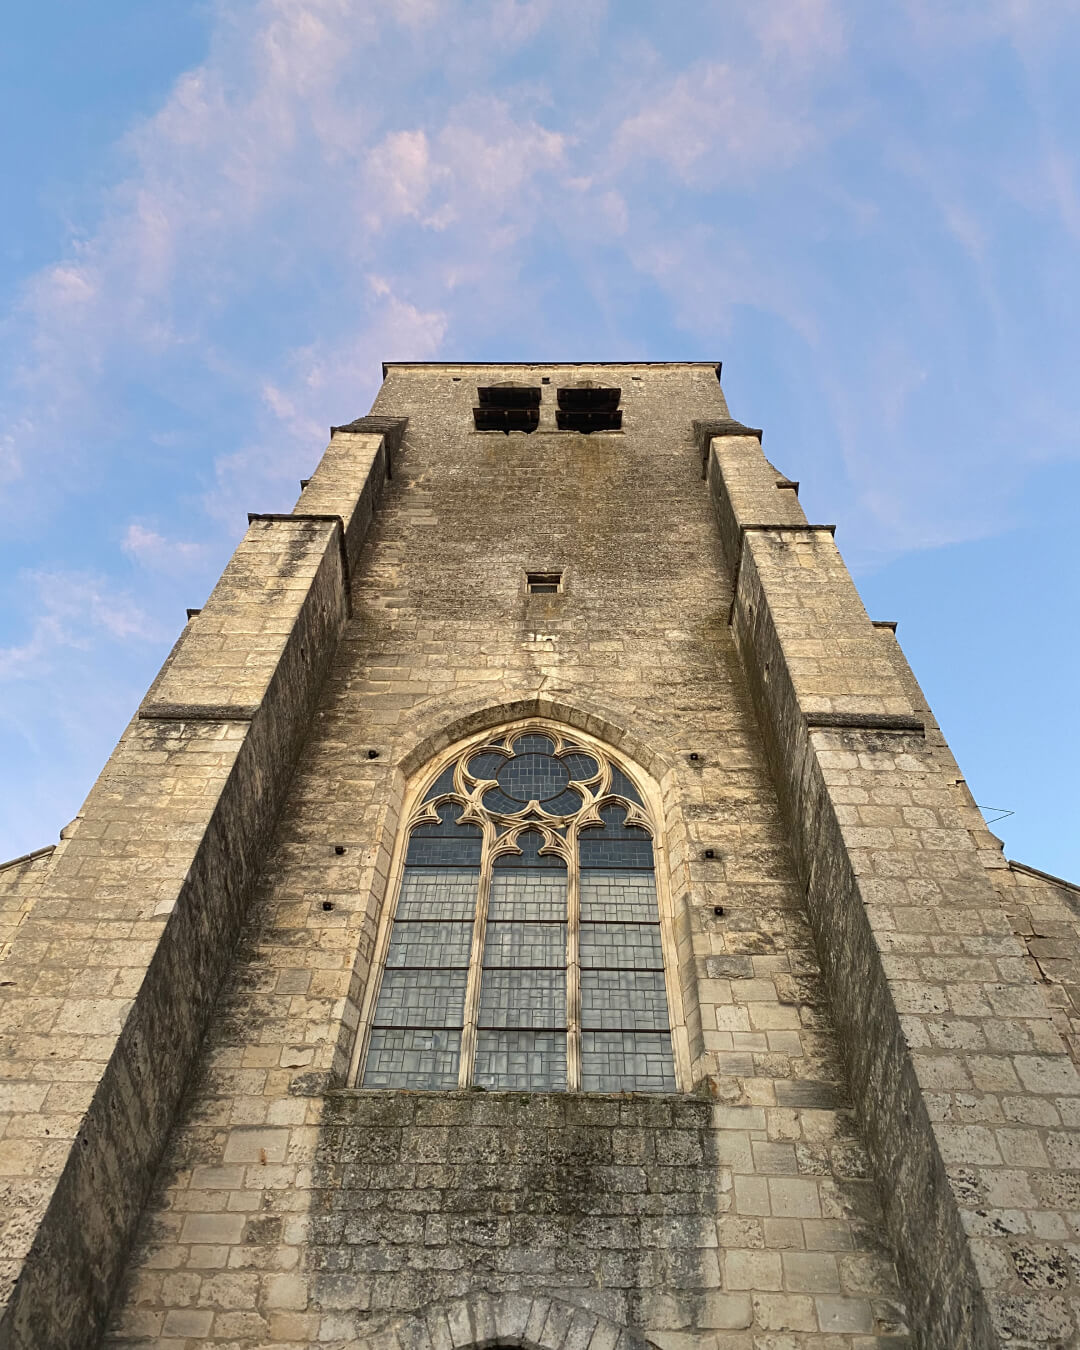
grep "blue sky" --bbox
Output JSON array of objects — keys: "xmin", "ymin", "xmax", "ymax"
[{"xmin": 1, "ymin": 0, "xmax": 1078, "ymax": 879}]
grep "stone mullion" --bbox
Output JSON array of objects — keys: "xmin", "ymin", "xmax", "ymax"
[
  {"xmin": 457, "ymin": 827, "xmax": 494, "ymax": 1089},
  {"xmin": 566, "ymin": 822, "xmax": 582, "ymax": 1092}
]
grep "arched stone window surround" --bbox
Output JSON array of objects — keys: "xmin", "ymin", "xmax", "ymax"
[{"xmin": 348, "ymin": 717, "xmax": 691, "ymax": 1091}]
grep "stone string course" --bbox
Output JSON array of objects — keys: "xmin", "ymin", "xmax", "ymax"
[{"xmin": 0, "ymin": 363, "xmax": 1073, "ymax": 1350}]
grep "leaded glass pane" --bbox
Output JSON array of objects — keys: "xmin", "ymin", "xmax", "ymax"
[
  {"xmin": 544, "ymin": 788, "xmax": 583, "ymax": 816},
  {"xmin": 511, "ymin": 733, "xmax": 556, "ymax": 755},
  {"xmin": 474, "ymin": 1031, "xmax": 567, "ymax": 1090},
  {"xmin": 406, "ymin": 804, "xmax": 483, "ymax": 867},
  {"xmin": 363, "ymin": 1029, "xmax": 461, "ymax": 1089},
  {"xmin": 478, "ymin": 969, "xmax": 566, "ymax": 1028},
  {"xmin": 581, "ymin": 1032, "xmax": 675, "ymax": 1092},
  {"xmin": 579, "ymin": 834, "xmax": 654, "ymax": 870},
  {"xmin": 395, "ymin": 868, "xmax": 478, "ymax": 920},
  {"xmin": 385, "ymin": 921, "xmax": 473, "ymax": 968},
  {"xmin": 489, "ymin": 869, "xmax": 566, "ymax": 920},
  {"xmin": 496, "ymin": 753, "xmax": 570, "ymax": 803},
  {"xmin": 484, "ymin": 922, "xmax": 565, "ymax": 967},
  {"xmin": 562, "ymin": 752, "xmax": 599, "ymax": 781},
  {"xmin": 481, "ymin": 787, "xmax": 527, "ymax": 816},
  {"xmin": 608, "ymin": 766, "xmax": 643, "ymax": 804},
  {"xmin": 580, "ymin": 871, "xmax": 658, "ymax": 922},
  {"xmin": 581, "ymin": 971, "xmax": 669, "ymax": 1030},
  {"xmin": 467, "ymin": 750, "xmax": 505, "ymax": 780},
  {"xmin": 580, "ymin": 922, "xmax": 663, "ymax": 970},
  {"xmin": 373, "ymin": 970, "xmax": 467, "ymax": 1028},
  {"xmin": 423, "ymin": 765, "xmax": 456, "ymax": 800}
]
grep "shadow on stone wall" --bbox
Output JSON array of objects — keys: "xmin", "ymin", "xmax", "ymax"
[{"xmin": 307, "ymin": 1091, "xmax": 719, "ymax": 1342}]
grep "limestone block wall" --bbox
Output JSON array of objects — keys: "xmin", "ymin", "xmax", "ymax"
[
  {"xmin": 0, "ymin": 425, "xmax": 398, "ymax": 1349},
  {"xmin": 102, "ymin": 365, "xmax": 909, "ymax": 1350},
  {"xmin": 0, "ymin": 849, "xmax": 55, "ymax": 964},
  {"xmin": 709, "ymin": 435, "xmax": 1080, "ymax": 1348}
]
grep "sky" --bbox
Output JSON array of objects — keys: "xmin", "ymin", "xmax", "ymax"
[{"xmin": 0, "ymin": 0, "xmax": 1078, "ymax": 880}]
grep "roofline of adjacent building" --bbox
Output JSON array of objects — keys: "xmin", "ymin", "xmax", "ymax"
[
  {"xmin": 1008, "ymin": 858, "xmax": 1080, "ymax": 895},
  {"xmin": 0, "ymin": 843, "xmax": 55, "ymax": 874}
]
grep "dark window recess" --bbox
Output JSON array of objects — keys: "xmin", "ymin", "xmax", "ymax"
[
  {"xmin": 556, "ymin": 386, "xmax": 622, "ymax": 432},
  {"xmin": 527, "ymin": 572, "xmax": 562, "ymax": 594},
  {"xmin": 474, "ymin": 385, "xmax": 541, "ymax": 434}
]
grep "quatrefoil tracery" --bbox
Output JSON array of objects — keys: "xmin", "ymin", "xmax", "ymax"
[{"xmin": 408, "ymin": 725, "xmax": 653, "ymax": 865}]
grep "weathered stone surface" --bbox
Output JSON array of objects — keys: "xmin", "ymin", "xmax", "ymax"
[
  {"xmin": 0, "ymin": 437, "xmax": 393, "ymax": 1349},
  {"xmin": 94, "ymin": 365, "xmax": 906, "ymax": 1350},
  {"xmin": 709, "ymin": 432, "xmax": 1080, "ymax": 1348},
  {"xmin": 4, "ymin": 363, "xmax": 1073, "ymax": 1350}
]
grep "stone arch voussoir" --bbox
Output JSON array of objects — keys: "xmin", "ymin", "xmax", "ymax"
[
  {"xmin": 353, "ymin": 1292, "xmax": 660, "ymax": 1350},
  {"xmin": 395, "ymin": 689, "xmax": 672, "ymax": 785}
]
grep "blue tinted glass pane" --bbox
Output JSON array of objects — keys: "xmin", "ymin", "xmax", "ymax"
[
  {"xmin": 484, "ymin": 922, "xmax": 565, "ymax": 967},
  {"xmin": 580, "ymin": 871, "xmax": 658, "ymax": 922},
  {"xmin": 489, "ymin": 870, "xmax": 566, "ymax": 920},
  {"xmin": 422, "ymin": 765, "xmax": 456, "ymax": 800},
  {"xmin": 481, "ymin": 787, "xmax": 525, "ymax": 815},
  {"xmin": 406, "ymin": 832, "xmax": 484, "ymax": 867},
  {"xmin": 562, "ymin": 752, "xmax": 599, "ymax": 780},
  {"xmin": 478, "ymin": 970, "xmax": 566, "ymax": 1028},
  {"xmin": 544, "ymin": 788, "xmax": 583, "ymax": 816},
  {"xmin": 579, "ymin": 834, "xmax": 654, "ymax": 869},
  {"xmin": 467, "ymin": 751, "xmax": 505, "ymax": 779},
  {"xmin": 406, "ymin": 803, "xmax": 483, "ymax": 866},
  {"xmin": 512, "ymin": 734, "xmax": 556, "ymax": 755},
  {"xmin": 363, "ymin": 1029, "xmax": 461, "ymax": 1089},
  {"xmin": 396, "ymin": 868, "xmax": 478, "ymax": 920},
  {"xmin": 495, "ymin": 831, "xmax": 566, "ymax": 869},
  {"xmin": 580, "ymin": 923, "xmax": 663, "ymax": 969},
  {"xmin": 581, "ymin": 1032, "xmax": 675, "ymax": 1092},
  {"xmin": 496, "ymin": 753, "xmax": 570, "ymax": 803},
  {"xmin": 373, "ymin": 970, "xmax": 467, "ymax": 1028},
  {"xmin": 609, "ymin": 767, "xmax": 643, "ymax": 804},
  {"xmin": 580, "ymin": 804, "xmax": 654, "ymax": 868},
  {"xmin": 581, "ymin": 971, "xmax": 669, "ymax": 1030},
  {"xmin": 474, "ymin": 1030, "xmax": 567, "ymax": 1090},
  {"xmin": 386, "ymin": 921, "xmax": 473, "ymax": 968}
]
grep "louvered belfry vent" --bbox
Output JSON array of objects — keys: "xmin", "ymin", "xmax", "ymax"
[
  {"xmin": 556, "ymin": 385, "xmax": 622, "ymax": 432},
  {"xmin": 473, "ymin": 384, "xmax": 541, "ymax": 433}
]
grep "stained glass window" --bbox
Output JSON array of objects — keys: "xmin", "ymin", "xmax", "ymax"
[{"xmin": 359, "ymin": 728, "xmax": 675, "ymax": 1093}]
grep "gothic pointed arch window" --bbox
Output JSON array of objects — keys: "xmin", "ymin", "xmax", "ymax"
[{"xmin": 357, "ymin": 727, "xmax": 677, "ymax": 1093}]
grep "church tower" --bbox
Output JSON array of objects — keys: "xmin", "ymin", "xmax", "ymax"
[{"xmin": 1, "ymin": 363, "xmax": 1078, "ymax": 1350}]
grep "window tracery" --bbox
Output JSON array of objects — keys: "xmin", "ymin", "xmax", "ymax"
[{"xmin": 359, "ymin": 727, "xmax": 676, "ymax": 1093}]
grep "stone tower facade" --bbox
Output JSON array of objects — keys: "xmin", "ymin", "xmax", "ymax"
[{"xmin": 1, "ymin": 363, "xmax": 1079, "ymax": 1350}]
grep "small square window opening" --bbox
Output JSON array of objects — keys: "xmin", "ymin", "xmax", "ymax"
[{"xmin": 527, "ymin": 572, "xmax": 562, "ymax": 594}]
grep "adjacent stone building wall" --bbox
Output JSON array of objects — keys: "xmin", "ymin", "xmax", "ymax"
[{"xmin": 0, "ymin": 849, "xmax": 55, "ymax": 964}]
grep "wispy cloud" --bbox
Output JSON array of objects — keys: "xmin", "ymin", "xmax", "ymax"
[
  {"xmin": 2, "ymin": 0, "xmax": 1080, "ymax": 865},
  {"xmin": 122, "ymin": 525, "xmax": 207, "ymax": 574},
  {"xmin": 0, "ymin": 571, "xmax": 160, "ymax": 681}
]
